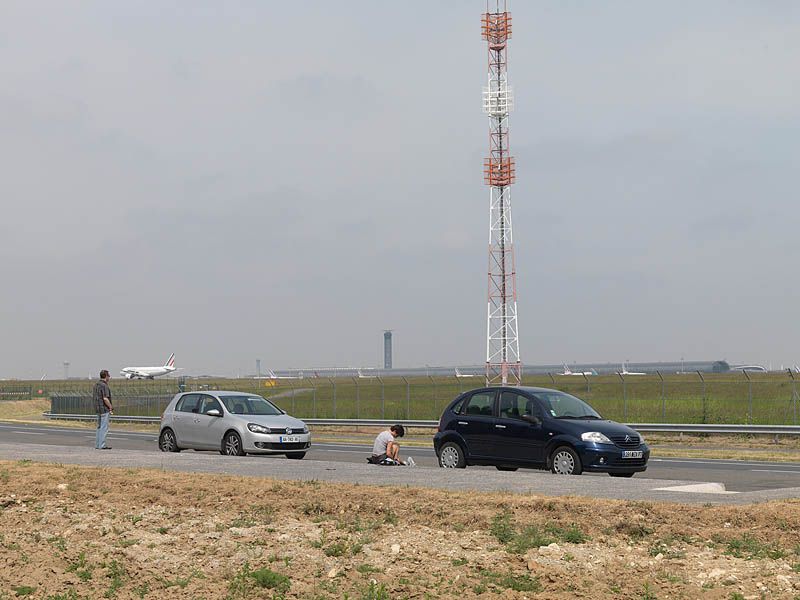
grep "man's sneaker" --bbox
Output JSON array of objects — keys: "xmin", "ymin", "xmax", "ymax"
[
  {"xmin": 406, "ymin": 456, "xmax": 416, "ymax": 467},
  {"xmin": 100, "ymin": 446, "xmax": 112, "ymax": 450}
]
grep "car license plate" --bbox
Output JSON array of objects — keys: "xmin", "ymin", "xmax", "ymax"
[
  {"xmin": 279, "ymin": 436, "xmax": 300, "ymax": 443},
  {"xmin": 622, "ymin": 450, "xmax": 643, "ymax": 459}
]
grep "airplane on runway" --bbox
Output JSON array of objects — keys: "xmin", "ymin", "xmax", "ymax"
[
  {"xmin": 264, "ymin": 369, "xmax": 304, "ymax": 380},
  {"xmin": 619, "ymin": 361, "xmax": 645, "ymax": 376},
  {"xmin": 729, "ymin": 364, "xmax": 767, "ymax": 373},
  {"xmin": 120, "ymin": 353, "xmax": 179, "ymax": 379},
  {"xmin": 455, "ymin": 368, "xmax": 477, "ymax": 378},
  {"xmin": 558, "ymin": 364, "xmax": 596, "ymax": 376}
]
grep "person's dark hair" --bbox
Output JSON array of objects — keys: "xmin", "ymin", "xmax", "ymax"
[
  {"xmin": 390, "ymin": 424, "xmax": 405, "ymax": 437},
  {"xmin": 99, "ymin": 369, "xmax": 109, "ymax": 379}
]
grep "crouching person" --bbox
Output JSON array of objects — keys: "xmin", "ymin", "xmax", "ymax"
[{"xmin": 369, "ymin": 424, "xmax": 405, "ymax": 465}]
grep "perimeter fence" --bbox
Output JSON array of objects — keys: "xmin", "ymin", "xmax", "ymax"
[{"xmin": 6, "ymin": 371, "xmax": 799, "ymax": 425}]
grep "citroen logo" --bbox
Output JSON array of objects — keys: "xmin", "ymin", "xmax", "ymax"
[{"xmin": 624, "ymin": 435, "xmax": 631, "ymax": 443}]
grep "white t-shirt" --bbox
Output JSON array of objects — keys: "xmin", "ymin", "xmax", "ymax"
[{"xmin": 372, "ymin": 430, "xmax": 394, "ymax": 456}]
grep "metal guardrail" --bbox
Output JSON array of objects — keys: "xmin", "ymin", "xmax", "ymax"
[{"xmin": 41, "ymin": 413, "xmax": 800, "ymax": 436}]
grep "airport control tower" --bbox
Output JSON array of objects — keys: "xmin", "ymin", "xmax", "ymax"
[
  {"xmin": 483, "ymin": 2, "xmax": 522, "ymax": 385},
  {"xmin": 383, "ymin": 330, "xmax": 393, "ymax": 369}
]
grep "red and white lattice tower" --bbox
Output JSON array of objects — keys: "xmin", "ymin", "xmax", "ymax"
[{"xmin": 482, "ymin": 1, "xmax": 521, "ymax": 386}]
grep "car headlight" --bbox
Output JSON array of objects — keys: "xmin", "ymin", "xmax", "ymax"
[
  {"xmin": 302, "ymin": 425, "xmax": 309, "ymax": 434},
  {"xmin": 581, "ymin": 431, "xmax": 612, "ymax": 444},
  {"xmin": 638, "ymin": 433, "xmax": 646, "ymax": 445},
  {"xmin": 247, "ymin": 423, "xmax": 271, "ymax": 434}
]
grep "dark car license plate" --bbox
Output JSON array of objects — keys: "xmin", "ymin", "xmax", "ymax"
[{"xmin": 622, "ymin": 450, "xmax": 643, "ymax": 459}]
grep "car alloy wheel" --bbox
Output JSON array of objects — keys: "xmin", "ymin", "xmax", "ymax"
[
  {"xmin": 438, "ymin": 442, "xmax": 466, "ymax": 468},
  {"xmin": 159, "ymin": 429, "xmax": 179, "ymax": 453},
  {"xmin": 222, "ymin": 432, "xmax": 244, "ymax": 456},
  {"xmin": 551, "ymin": 446, "xmax": 582, "ymax": 475}
]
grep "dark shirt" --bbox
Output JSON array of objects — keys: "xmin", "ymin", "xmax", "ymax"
[{"xmin": 93, "ymin": 380, "xmax": 112, "ymax": 414}]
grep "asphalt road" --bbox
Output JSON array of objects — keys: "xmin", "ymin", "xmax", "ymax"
[{"xmin": 2, "ymin": 422, "xmax": 800, "ymax": 503}]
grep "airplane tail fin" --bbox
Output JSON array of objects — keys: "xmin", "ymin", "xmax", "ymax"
[{"xmin": 165, "ymin": 353, "xmax": 175, "ymax": 368}]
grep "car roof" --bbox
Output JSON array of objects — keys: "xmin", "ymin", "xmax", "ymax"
[
  {"xmin": 464, "ymin": 386, "xmax": 561, "ymax": 394},
  {"xmin": 181, "ymin": 391, "xmax": 264, "ymax": 397}
]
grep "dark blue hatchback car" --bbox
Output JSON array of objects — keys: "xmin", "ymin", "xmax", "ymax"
[{"xmin": 433, "ymin": 386, "xmax": 649, "ymax": 477}]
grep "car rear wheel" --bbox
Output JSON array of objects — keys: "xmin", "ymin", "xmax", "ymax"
[
  {"xmin": 438, "ymin": 442, "xmax": 466, "ymax": 469},
  {"xmin": 286, "ymin": 452, "xmax": 306, "ymax": 460},
  {"xmin": 550, "ymin": 446, "xmax": 582, "ymax": 475},
  {"xmin": 495, "ymin": 465, "xmax": 518, "ymax": 471},
  {"xmin": 221, "ymin": 431, "xmax": 245, "ymax": 456},
  {"xmin": 158, "ymin": 428, "xmax": 181, "ymax": 453},
  {"xmin": 609, "ymin": 472, "xmax": 635, "ymax": 478}
]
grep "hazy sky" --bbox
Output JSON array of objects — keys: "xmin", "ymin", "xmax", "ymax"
[{"xmin": 2, "ymin": 2, "xmax": 799, "ymax": 378}]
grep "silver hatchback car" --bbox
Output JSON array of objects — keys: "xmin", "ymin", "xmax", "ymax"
[{"xmin": 158, "ymin": 391, "xmax": 311, "ymax": 458}]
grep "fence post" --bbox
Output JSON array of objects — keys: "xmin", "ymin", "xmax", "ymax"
[
  {"xmin": 289, "ymin": 381, "xmax": 296, "ymax": 414},
  {"xmin": 378, "ymin": 376, "xmax": 385, "ymax": 420},
  {"xmin": 428, "ymin": 375, "xmax": 436, "ymax": 418},
  {"xmin": 352, "ymin": 377, "xmax": 360, "ymax": 420},
  {"xmin": 742, "ymin": 370, "xmax": 752, "ymax": 423},
  {"xmin": 696, "ymin": 371, "xmax": 706, "ymax": 424},
  {"xmin": 582, "ymin": 372, "xmax": 590, "ymax": 395},
  {"xmin": 401, "ymin": 377, "xmax": 410, "ymax": 419},
  {"xmin": 310, "ymin": 379, "xmax": 317, "ymax": 419},
  {"xmin": 656, "ymin": 371, "xmax": 665, "ymax": 421},
  {"xmin": 788, "ymin": 369, "xmax": 797, "ymax": 426},
  {"xmin": 327, "ymin": 378, "xmax": 336, "ymax": 419},
  {"xmin": 548, "ymin": 372, "xmax": 555, "ymax": 386},
  {"xmin": 617, "ymin": 371, "xmax": 626, "ymax": 421}
]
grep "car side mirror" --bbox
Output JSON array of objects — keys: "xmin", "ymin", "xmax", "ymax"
[
  {"xmin": 522, "ymin": 414, "xmax": 541, "ymax": 426},
  {"xmin": 206, "ymin": 409, "xmax": 221, "ymax": 417}
]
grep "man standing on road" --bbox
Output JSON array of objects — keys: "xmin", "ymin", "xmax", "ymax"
[
  {"xmin": 370, "ymin": 424, "xmax": 406, "ymax": 464},
  {"xmin": 93, "ymin": 369, "xmax": 113, "ymax": 450}
]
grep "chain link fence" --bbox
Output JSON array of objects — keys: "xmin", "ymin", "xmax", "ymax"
[{"xmin": 5, "ymin": 372, "xmax": 798, "ymax": 425}]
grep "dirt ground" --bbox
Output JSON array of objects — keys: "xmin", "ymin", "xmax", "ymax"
[{"xmin": 1, "ymin": 461, "xmax": 799, "ymax": 600}]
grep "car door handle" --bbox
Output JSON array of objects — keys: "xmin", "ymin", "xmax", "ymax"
[
  {"xmin": 495, "ymin": 424, "xmax": 506, "ymax": 429},
  {"xmin": 457, "ymin": 421, "xmax": 469, "ymax": 425}
]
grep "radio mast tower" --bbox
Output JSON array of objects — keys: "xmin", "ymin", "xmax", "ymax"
[{"xmin": 482, "ymin": 1, "xmax": 521, "ymax": 386}]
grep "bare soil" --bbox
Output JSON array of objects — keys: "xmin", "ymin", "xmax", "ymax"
[{"xmin": 1, "ymin": 461, "xmax": 799, "ymax": 599}]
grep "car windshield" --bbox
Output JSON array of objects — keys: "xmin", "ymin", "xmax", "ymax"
[
  {"xmin": 535, "ymin": 391, "xmax": 602, "ymax": 419},
  {"xmin": 220, "ymin": 395, "xmax": 283, "ymax": 416}
]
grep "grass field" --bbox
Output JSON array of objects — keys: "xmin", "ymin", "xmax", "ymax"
[{"xmin": 3, "ymin": 372, "xmax": 799, "ymax": 425}]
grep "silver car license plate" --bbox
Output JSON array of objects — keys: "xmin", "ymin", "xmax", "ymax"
[
  {"xmin": 279, "ymin": 435, "xmax": 300, "ymax": 443},
  {"xmin": 622, "ymin": 450, "xmax": 643, "ymax": 459}
]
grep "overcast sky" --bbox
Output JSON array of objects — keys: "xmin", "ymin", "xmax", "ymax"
[{"xmin": 2, "ymin": 2, "xmax": 799, "ymax": 379}]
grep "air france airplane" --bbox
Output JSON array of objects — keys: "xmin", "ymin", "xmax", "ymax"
[{"xmin": 120, "ymin": 353, "xmax": 178, "ymax": 380}]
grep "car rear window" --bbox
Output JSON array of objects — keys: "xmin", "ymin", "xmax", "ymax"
[
  {"xmin": 463, "ymin": 392, "xmax": 495, "ymax": 417},
  {"xmin": 176, "ymin": 394, "xmax": 200, "ymax": 413}
]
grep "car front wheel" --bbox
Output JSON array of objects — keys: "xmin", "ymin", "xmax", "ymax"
[
  {"xmin": 550, "ymin": 446, "xmax": 582, "ymax": 475},
  {"xmin": 158, "ymin": 428, "xmax": 181, "ymax": 453},
  {"xmin": 609, "ymin": 472, "xmax": 635, "ymax": 478},
  {"xmin": 438, "ymin": 442, "xmax": 466, "ymax": 469},
  {"xmin": 221, "ymin": 431, "xmax": 245, "ymax": 456},
  {"xmin": 286, "ymin": 452, "xmax": 306, "ymax": 460}
]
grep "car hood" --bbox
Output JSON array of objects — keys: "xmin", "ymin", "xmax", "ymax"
[
  {"xmin": 553, "ymin": 419, "xmax": 642, "ymax": 438},
  {"xmin": 229, "ymin": 414, "xmax": 306, "ymax": 429}
]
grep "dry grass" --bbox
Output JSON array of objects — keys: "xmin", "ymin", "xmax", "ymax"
[{"xmin": 1, "ymin": 461, "xmax": 799, "ymax": 599}]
